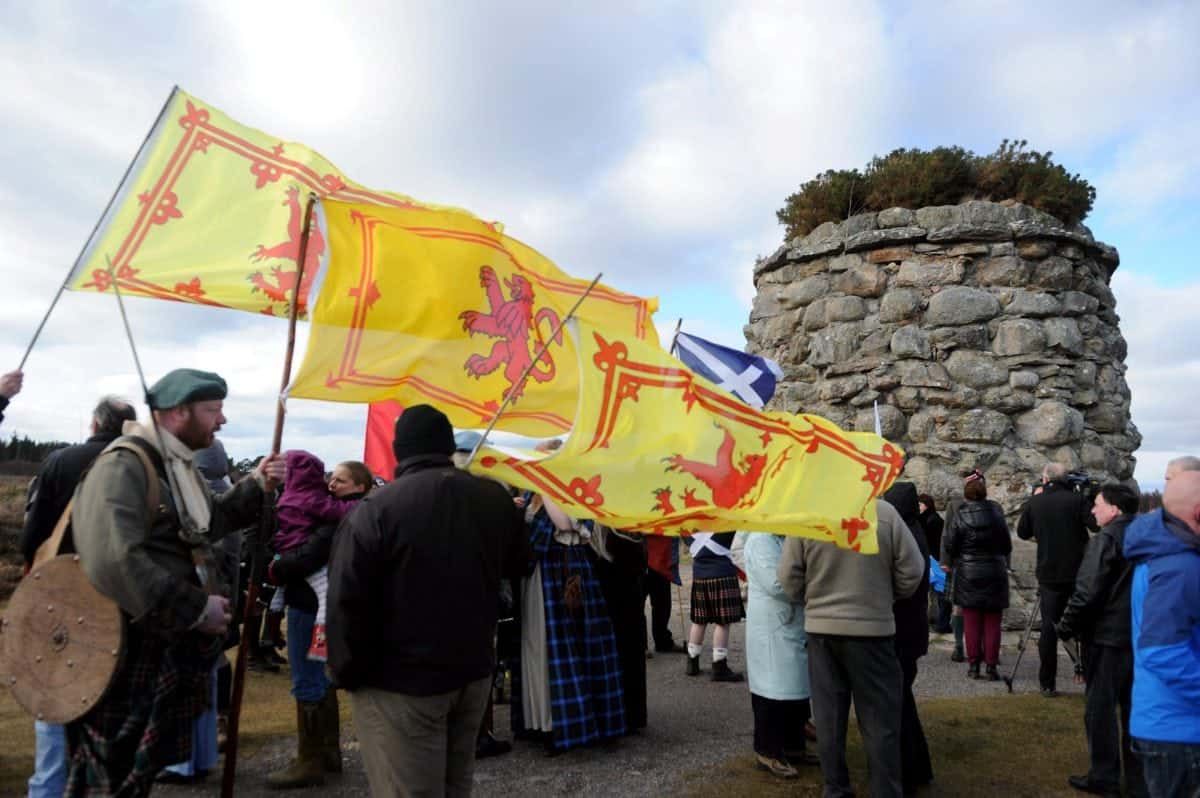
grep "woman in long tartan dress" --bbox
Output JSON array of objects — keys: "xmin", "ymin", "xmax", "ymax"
[{"xmin": 510, "ymin": 494, "xmax": 626, "ymax": 752}]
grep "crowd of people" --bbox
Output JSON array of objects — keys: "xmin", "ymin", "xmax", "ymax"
[{"xmin": 3, "ymin": 365, "xmax": 1199, "ymax": 797}]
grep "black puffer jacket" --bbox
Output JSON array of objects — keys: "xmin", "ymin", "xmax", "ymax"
[
  {"xmin": 944, "ymin": 500, "xmax": 1011, "ymax": 611},
  {"xmin": 1056, "ymin": 514, "xmax": 1135, "ymax": 647}
]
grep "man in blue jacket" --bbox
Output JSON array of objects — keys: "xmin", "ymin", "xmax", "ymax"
[{"xmin": 1124, "ymin": 469, "xmax": 1200, "ymax": 797}]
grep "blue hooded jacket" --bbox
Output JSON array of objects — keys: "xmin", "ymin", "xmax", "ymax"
[{"xmin": 1123, "ymin": 509, "xmax": 1200, "ymax": 743}]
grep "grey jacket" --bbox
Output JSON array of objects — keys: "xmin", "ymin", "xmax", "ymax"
[{"xmin": 777, "ymin": 499, "xmax": 925, "ymax": 637}]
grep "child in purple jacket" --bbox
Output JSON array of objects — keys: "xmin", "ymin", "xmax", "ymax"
[{"xmin": 273, "ymin": 450, "xmax": 361, "ymax": 661}]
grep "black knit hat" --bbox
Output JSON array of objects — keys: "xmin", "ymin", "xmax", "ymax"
[{"xmin": 392, "ymin": 404, "xmax": 455, "ymax": 460}]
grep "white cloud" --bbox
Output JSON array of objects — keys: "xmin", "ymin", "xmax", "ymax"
[{"xmin": 1095, "ymin": 116, "xmax": 1200, "ymax": 219}]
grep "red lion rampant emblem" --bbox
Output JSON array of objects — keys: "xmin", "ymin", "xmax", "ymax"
[
  {"xmin": 247, "ymin": 185, "xmax": 326, "ymax": 314},
  {"xmin": 459, "ymin": 266, "xmax": 563, "ymax": 400},
  {"xmin": 659, "ymin": 424, "xmax": 768, "ymax": 510}
]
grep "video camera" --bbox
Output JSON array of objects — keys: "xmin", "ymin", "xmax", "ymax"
[{"xmin": 1030, "ymin": 470, "xmax": 1101, "ymax": 499}]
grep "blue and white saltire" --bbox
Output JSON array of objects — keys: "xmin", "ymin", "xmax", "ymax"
[{"xmin": 673, "ymin": 332, "xmax": 783, "ymax": 410}]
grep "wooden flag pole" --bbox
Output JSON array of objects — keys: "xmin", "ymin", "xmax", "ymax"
[
  {"xmin": 221, "ymin": 193, "xmax": 318, "ymax": 798},
  {"xmin": 20, "ymin": 86, "xmax": 180, "ymax": 370},
  {"xmin": 461, "ymin": 273, "xmax": 604, "ymax": 469}
]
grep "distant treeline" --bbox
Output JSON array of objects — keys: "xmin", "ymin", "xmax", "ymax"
[
  {"xmin": 0, "ymin": 434, "xmax": 69, "ymax": 465},
  {"xmin": 1139, "ymin": 491, "xmax": 1163, "ymax": 513}
]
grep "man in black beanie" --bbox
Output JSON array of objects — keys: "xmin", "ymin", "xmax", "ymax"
[{"xmin": 327, "ymin": 404, "xmax": 528, "ymax": 796}]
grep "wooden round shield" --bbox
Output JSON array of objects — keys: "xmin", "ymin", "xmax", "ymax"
[{"xmin": 0, "ymin": 555, "xmax": 123, "ymax": 723}]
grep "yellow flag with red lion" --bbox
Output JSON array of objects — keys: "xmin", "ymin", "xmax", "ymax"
[
  {"xmin": 470, "ymin": 323, "xmax": 904, "ymax": 551},
  {"xmin": 66, "ymin": 87, "xmax": 470, "ymax": 316},
  {"xmin": 288, "ymin": 200, "xmax": 658, "ymax": 437}
]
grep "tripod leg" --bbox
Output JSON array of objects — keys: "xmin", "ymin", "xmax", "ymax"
[{"xmin": 1004, "ymin": 595, "xmax": 1041, "ymax": 691}]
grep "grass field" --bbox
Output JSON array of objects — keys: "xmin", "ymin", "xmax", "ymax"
[
  {"xmin": 695, "ymin": 692, "xmax": 1091, "ymax": 797},
  {"xmin": 0, "ymin": 666, "xmax": 1092, "ymax": 797}
]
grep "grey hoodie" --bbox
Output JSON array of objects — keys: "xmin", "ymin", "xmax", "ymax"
[{"xmin": 777, "ymin": 499, "xmax": 925, "ymax": 637}]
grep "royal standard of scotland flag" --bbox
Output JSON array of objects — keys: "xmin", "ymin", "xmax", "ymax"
[{"xmin": 674, "ymin": 332, "xmax": 783, "ymax": 410}]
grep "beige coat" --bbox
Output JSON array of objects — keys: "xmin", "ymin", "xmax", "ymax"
[{"xmin": 776, "ymin": 499, "xmax": 924, "ymax": 637}]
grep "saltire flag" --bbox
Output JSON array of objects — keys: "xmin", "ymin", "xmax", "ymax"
[
  {"xmin": 471, "ymin": 322, "xmax": 905, "ymax": 553},
  {"xmin": 674, "ymin": 332, "xmax": 783, "ymax": 410},
  {"xmin": 363, "ymin": 400, "xmax": 404, "ymax": 481},
  {"xmin": 66, "ymin": 87, "xmax": 474, "ymax": 317},
  {"xmin": 288, "ymin": 200, "xmax": 658, "ymax": 437}
]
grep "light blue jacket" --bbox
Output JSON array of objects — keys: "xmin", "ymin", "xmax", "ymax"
[{"xmin": 744, "ymin": 533, "xmax": 810, "ymax": 701}]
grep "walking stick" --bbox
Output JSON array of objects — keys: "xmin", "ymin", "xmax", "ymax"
[{"xmin": 221, "ymin": 193, "xmax": 318, "ymax": 798}]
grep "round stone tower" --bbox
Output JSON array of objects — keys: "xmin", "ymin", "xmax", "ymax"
[{"xmin": 747, "ymin": 200, "xmax": 1139, "ymax": 604}]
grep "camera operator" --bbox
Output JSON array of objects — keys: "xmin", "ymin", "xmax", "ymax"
[{"xmin": 1017, "ymin": 462, "xmax": 1097, "ymax": 697}]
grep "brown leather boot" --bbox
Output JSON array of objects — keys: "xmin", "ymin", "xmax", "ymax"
[
  {"xmin": 319, "ymin": 690, "xmax": 342, "ymax": 773},
  {"xmin": 266, "ymin": 701, "xmax": 325, "ymax": 789}
]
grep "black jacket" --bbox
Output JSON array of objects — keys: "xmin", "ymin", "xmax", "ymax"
[
  {"xmin": 884, "ymin": 482, "xmax": 931, "ymax": 661},
  {"xmin": 1056, "ymin": 514, "xmax": 1135, "ymax": 648},
  {"xmin": 327, "ymin": 455, "xmax": 528, "ymax": 695},
  {"xmin": 274, "ymin": 522, "xmax": 338, "ymax": 613},
  {"xmin": 944, "ymin": 500, "xmax": 1011, "ymax": 611},
  {"xmin": 1017, "ymin": 481, "xmax": 1094, "ymax": 586},
  {"xmin": 20, "ymin": 433, "xmax": 120, "ymax": 565},
  {"xmin": 919, "ymin": 508, "xmax": 944, "ymax": 564}
]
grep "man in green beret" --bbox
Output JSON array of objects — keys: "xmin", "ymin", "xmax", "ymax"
[{"xmin": 65, "ymin": 368, "xmax": 285, "ymax": 796}]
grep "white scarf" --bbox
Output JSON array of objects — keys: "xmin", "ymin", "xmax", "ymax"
[{"xmin": 123, "ymin": 420, "xmax": 212, "ymax": 543}]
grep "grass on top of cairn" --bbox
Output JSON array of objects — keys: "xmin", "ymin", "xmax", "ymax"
[{"xmin": 692, "ymin": 692, "xmax": 1089, "ymax": 798}]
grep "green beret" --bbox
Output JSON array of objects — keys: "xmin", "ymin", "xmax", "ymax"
[{"xmin": 147, "ymin": 368, "xmax": 227, "ymax": 410}]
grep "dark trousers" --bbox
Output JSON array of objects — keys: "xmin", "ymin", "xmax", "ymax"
[
  {"xmin": 751, "ymin": 693, "xmax": 811, "ymax": 760},
  {"xmin": 808, "ymin": 633, "xmax": 903, "ymax": 798},
  {"xmin": 899, "ymin": 656, "xmax": 933, "ymax": 790},
  {"xmin": 1132, "ymin": 739, "xmax": 1200, "ymax": 798},
  {"xmin": 1039, "ymin": 584, "xmax": 1073, "ymax": 690},
  {"xmin": 933, "ymin": 593, "xmax": 953, "ymax": 632},
  {"xmin": 1084, "ymin": 644, "xmax": 1145, "ymax": 795},
  {"xmin": 962, "ymin": 608, "xmax": 1002, "ymax": 666},
  {"xmin": 644, "ymin": 569, "xmax": 675, "ymax": 651}
]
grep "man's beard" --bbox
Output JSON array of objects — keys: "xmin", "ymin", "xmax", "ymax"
[{"xmin": 178, "ymin": 413, "xmax": 214, "ymax": 450}]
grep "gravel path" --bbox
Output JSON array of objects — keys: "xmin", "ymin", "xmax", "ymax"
[{"xmin": 159, "ymin": 597, "xmax": 1081, "ymax": 797}]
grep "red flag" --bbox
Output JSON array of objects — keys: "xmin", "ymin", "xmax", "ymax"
[
  {"xmin": 645, "ymin": 536, "xmax": 681, "ymax": 585},
  {"xmin": 364, "ymin": 401, "xmax": 404, "ymax": 481}
]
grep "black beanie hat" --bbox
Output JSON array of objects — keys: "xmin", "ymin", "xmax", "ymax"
[{"xmin": 392, "ymin": 404, "xmax": 455, "ymax": 461}]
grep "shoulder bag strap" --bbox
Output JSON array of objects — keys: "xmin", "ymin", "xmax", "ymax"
[{"xmin": 29, "ymin": 440, "xmax": 162, "ymax": 571}]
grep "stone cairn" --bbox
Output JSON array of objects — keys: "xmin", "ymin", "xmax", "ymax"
[{"xmin": 747, "ymin": 200, "xmax": 1139, "ymax": 616}]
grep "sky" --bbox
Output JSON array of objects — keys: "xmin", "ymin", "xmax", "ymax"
[{"xmin": 0, "ymin": 1, "xmax": 1196, "ymax": 488}]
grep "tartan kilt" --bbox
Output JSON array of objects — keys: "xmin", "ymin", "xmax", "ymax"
[
  {"xmin": 690, "ymin": 576, "xmax": 744, "ymax": 625},
  {"xmin": 65, "ymin": 621, "xmax": 220, "ymax": 797}
]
